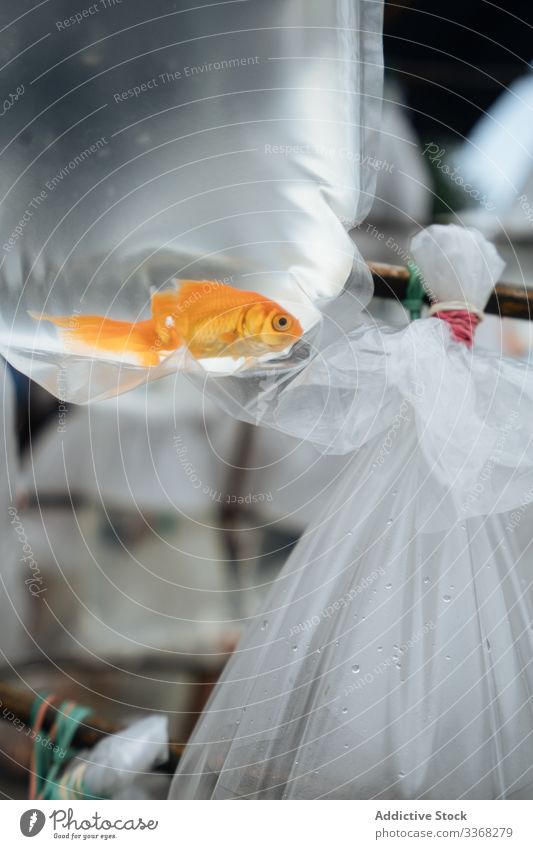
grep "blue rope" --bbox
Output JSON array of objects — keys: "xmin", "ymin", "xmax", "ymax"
[
  {"xmin": 403, "ymin": 261, "xmax": 426, "ymax": 321},
  {"xmin": 30, "ymin": 693, "xmax": 105, "ymax": 800}
]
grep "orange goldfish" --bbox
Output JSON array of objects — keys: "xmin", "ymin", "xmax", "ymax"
[{"xmin": 31, "ymin": 280, "xmax": 303, "ymax": 367}]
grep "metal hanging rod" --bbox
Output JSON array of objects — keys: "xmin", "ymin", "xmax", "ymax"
[
  {"xmin": 368, "ymin": 261, "xmax": 533, "ymax": 321},
  {"xmin": 0, "ymin": 682, "xmax": 184, "ymax": 770}
]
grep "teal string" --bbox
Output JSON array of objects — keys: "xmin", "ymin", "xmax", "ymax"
[
  {"xmin": 30, "ymin": 695, "xmax": 101, "ymax": 800},
  {"xmin": 403, "ymin": 261, "xmax": 426, "ymax": 320}
]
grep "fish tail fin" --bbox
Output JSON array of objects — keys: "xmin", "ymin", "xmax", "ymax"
[{"xmin": 30, "ymin": 311, "xmax": 162, "ymax": 366}]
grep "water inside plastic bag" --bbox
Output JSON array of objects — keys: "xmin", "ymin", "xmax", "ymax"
[{"xmin": 0, "ymin": 0, "xmax": 384, "ymax": 403}]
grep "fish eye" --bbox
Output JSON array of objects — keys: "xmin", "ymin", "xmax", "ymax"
[{"xmin": 273, "ymin": 314, "xmax": 291, "ymax": 331}]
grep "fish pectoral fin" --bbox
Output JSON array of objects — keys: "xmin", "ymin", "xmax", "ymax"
[
  {"xmin": 217, "ymin": 332, "xmax": 243, "ymax": 355},
  {"xmin": 219, "ymin": 331, "xmax": 239, "ymax": 344},
  {"xmin": 150, "ymin": 290, "xmax": 186, "ymax": 348}
]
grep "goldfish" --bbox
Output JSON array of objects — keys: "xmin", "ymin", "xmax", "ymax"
[{"xmin": 31, "ymin": 280, "xmax": 303, "ymax": 367}]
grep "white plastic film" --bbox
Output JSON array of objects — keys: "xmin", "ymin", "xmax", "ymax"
[
  {"xmin": 63, "ymin": 715, "xmax": 170, "ymax": 800},
  {"xmin": 169, "ymin": 471, "xmax": 533, "ymax": 799}
]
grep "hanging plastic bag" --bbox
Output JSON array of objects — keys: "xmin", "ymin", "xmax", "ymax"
[
  {"xmin": 207, "ymin": 225, "xmax": 533, "ymax": 527},
  {"xmin": 169, "ymin": 225, "xmax": 533, "ymax": 799},
  {"xmin": 0, "ymin": 0, "xmax": 383, "ymax": 404}
]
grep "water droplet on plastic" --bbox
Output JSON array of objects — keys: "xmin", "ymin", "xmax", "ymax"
[
  {"xmin": 342, "ymin": 707, "xmax": 348, "ymax": 714},
  {"xmin": 443, "ymin": 594, "xmax": 451, "ymax": 603},
  {"xmin": 395, "ymin": 662, "xmax": 402, "ymax": 670},
  {"xmin": 385, "ymin": 583, "xmax": 392, "ymax": 590},
  {"xmin": 445, "ymin": 654, "xmax": 451, "ymax": 661},
  {"xmin": 486, "ymin": 639, "xmax": 491, "ymax": 652},
  {"xmin": 292, "ymin": 645, "xmax": 298, "ymax": 652},
  {"xmin": 398, "ymin": 771, "xmax": 405, "ymax": 778},
  {"xmin": 423, "ymin": 577, "xmax": 430, "ymax": 585},
  {"xmin": 261, "ymin": 620, "xmax": 268, "ymax": 631},
  {"xmin": 377, "ymin": 646, "xmax": 383, "ymax": 653},
  {"xmin": 352, "ymin": 664, "xmax": 360, "ymax": 674},
  {"xmin": 344, "ymin": 744, "xmax": 349, "ymax": 749},
  {"xmin": 387, "ymin": 519, "xmax": 393, "ymax": 526}
]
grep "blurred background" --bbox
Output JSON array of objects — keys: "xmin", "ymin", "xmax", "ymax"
[{"xmin": 1, "ymin": 0, "xmax": 533, "ymax": 798}]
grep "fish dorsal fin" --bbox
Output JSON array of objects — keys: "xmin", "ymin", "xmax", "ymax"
[
  {"xmin": 176, "ymin": 279, "xmax": 272, "ymax": 304},
  {"xmin": 175, "ymin": 279, "xmax": 219, "ymax": 302}
]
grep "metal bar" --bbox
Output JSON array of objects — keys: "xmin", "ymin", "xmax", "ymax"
[
  {"xmin": 368, "ymin": 261, "xmax": 533, "ymax": 321},
  {"xmin": 0, "ymin": 683, "xmax": 184, "ymax": 769}
]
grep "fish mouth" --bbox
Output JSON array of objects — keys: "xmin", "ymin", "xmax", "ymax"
[
  {"xmin": 222, "ymin": 333, "xmax": 300, "ymax": 357},
  {"xmin": 258, "ymin": 331, "xmax": 302, "ymax": 350}
]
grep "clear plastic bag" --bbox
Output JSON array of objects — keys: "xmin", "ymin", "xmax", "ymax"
[
  {"xmin": 170, "ymin": 226, "xmax": 533, "ymax": 799},
  {"xmin": 170, "ymin": 486, "xmax": 533, "ymax": 800},
  {"xmin": 1, "ymin": 362, "xmax": 30, "ymax": 666},
  {"xmin": 0, "ymin": 0, "xmax": 383, "ymax": 403},
  {"xmin": 207, "ymin": 226, "xmax": 533, "ymax": 528}
]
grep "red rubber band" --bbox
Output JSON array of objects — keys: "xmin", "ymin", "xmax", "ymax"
[{"xmin": 434, "ymin": 309, "xmax": 480, "ymax": 348}]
